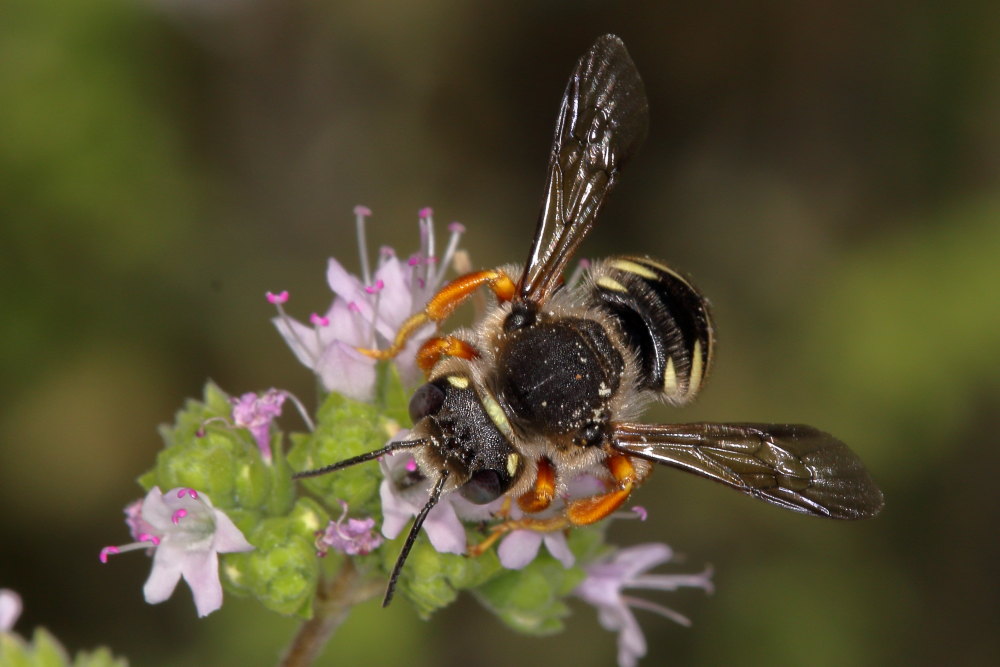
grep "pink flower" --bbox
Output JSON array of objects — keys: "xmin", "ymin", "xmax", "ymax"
[
  {"xmin": 316, "ymin": 502, "xmax": 384, "ymax": 556},
  {"xmin": 100, "ymin": 487, "xmax": 254, "ymax": 617},
  {"xmin": 574, "ymin": 543, "xmax": 714, "ymax": 667},
  {"xmin": 270, "ymin": 207, "xmax": 466, "ymax": 401},
  {"xmin": 231, "ymin": 389, "xmax": 286, "ymax": 462}
]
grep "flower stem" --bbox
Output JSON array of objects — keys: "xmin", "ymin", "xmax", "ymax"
[{"xmin": 279, "ymin": 560, "xmax": 382, "ymax": 667}]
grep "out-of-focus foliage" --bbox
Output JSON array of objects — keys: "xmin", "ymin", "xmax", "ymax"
[{"xmin": 2, "ymin": 1, "xmax": 998, "ymax": 666}]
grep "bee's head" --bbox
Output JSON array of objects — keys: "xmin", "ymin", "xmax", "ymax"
[{"xmin": 407, "ymin": 375, "xmax": 522, "ymax": 505}]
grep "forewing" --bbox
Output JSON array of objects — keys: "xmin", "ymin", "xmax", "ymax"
[
  {"xmin": 518, "ymin": 34, "xmax": 650, "ymax": 304},
  {"xmin": 613, "ymin": 422, "xmax": 884, "ymax": 519}
]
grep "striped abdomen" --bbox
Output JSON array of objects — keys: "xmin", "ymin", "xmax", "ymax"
[{"xmin": 588, "ymin": 255, "xmax": 714, "ymax": 404}]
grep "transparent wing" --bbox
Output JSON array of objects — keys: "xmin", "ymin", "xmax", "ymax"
[
  {"xmin": 612, "ymin": 422, "xmax": 884, "ymax": 519},
  {"xmin": 517, "ymin": 34, "xmax": 650, "ymax": 305}
]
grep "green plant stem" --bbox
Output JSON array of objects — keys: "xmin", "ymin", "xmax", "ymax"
[{"xmin": 279, "ymin": 560, "xmax": 382, "ymax": 667}]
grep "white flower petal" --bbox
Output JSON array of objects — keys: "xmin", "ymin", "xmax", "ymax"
[
  {"xmin": 315, "ymin": 341, "xmax": 376, "ymax": 402},
  {"xmin": 372, "ymin": 257, "xmax": 415, "ymax": 329},
  {"xmin": 210, "ymin": 509, "xmax": 254, "ymax": 554},
  {"xmin": 379, "ymin": 477, "xmax": 418, "ymax": 540},
  {"xmin": 497, "ymin": 531, "xmax": 543, "ymax": 570},
  {"xmin": 139, "ymin": 487, "xmax": 176, "ymax": 531},
  {"xmin": 271, "ymin": 316, "xmax": 322, "ymax": 369},
  {"xmin": 420, "ymin": 502, "xmax": 467, "ymax": 555},
  {"xmin": 616, "ymin": 609, "xmax": 647, "ymax": 667},
  {"xmin": 143, "ymin": 545, "xmax": 184, "ymax": 604},
  {"xmin": 543, "ymin": 532, "xmax": 575, "ymax": 568},
  {"xmin": 324, "ymin": 299, "xmax": 367, "ymax": 347},
  {"xmin": 612, "ymin": 542, "xmax": 673, "ymax": 579},
  {"xmin": 325, "ymin": 258, "xmax": 365, "ymax": 302},
  {"xmin": 179, "ymin": 549, "xmax": 224, "ymax": 617}
]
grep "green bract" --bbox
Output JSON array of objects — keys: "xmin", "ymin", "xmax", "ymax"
[
  {"xmin": 225, "ymin": 504, "xmax": 324, "ymax": 618},
  {"xmin": 381, "ymin": 535, "xmax": 504, "ymax": 619},
  {"xmin": 0, "ymin": 628, "xmax": 127, "ymax": 667},
  {"xmin": 287, "ymin": 391, "xmax": 390, "ymax": 516}
]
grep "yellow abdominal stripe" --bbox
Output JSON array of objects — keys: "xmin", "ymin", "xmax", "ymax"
[
  {"xmin": 610, "ymin": 258, "xmax": 657, "ymax": 280},
  {"xmin": 597, "ymin": 276, "xmax": 627, "ymax": 292},
  {"xmin": 688, "ymin": 340, "xmax": 704, "ymax": 396},
  {"xmin": 663, "ymin": 357, "xmax": 678, "ymax": 395}
]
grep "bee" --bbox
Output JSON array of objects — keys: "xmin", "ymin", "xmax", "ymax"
[{"xmin": 295, "ymin": 34, "xmax": 884, "ymax": 605}]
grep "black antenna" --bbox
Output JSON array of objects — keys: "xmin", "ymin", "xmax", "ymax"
[
  {"xmin": 382, "ymin": 469, "xmax": 450, "ymax": 607},
  {"xmin": 292, "ymin": 439, "xmax": 427, "ymax": 479}
]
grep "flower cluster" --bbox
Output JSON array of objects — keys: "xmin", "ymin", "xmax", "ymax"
[{"xmin": 100, "ymin": 207, "xmax": 712, "ymax": 667}]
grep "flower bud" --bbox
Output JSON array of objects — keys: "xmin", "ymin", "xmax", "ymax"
[{"xmin": 224, "ymin": 500, "xmax": 327, "ymax": 617}]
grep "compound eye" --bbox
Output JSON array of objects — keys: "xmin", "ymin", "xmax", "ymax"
[
  {"xmin": 408, "ymin": 382, "xmax": 446, "ymax": 423},
  {"xmin": 458, "ymin": 470, "xmax": 504, "ymax": 504}
]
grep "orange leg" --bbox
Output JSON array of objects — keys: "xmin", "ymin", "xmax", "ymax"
[
  {"xmin": 358, "ymin": 269, "xmax": 516, "ymax": 361},
  {"xmin": 516, "ymin": 458, "xmax": 557, "ymax": 514},
  {"xmin": 565, "ymin": 454, "xmax": 638, "ymax": 525},
  {"xmin": 467, "ymin": 454, "xmax": 643, "ymax": 558},
  {"xmin": 416, "ymin": 336, "xmax": 479, "ymax": 373}
]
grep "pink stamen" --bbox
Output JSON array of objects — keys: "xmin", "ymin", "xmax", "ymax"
[
  {"xmin": 448, "ymin": 221, "xmax": 465, "ymax": 234},
  {"xmin": 171, "ymin": 509, "xmax": 188, "ymax": 525},
  {"xmin": 365, "ymin": 279, "xmax": 385, "ymax": 295},
  {"xmin": 418, "ymin": 207, "xmax": 433, "ymax": 219},
  {"xmin": 380, "ymin": 246, "xmax": 396, "ymax": 257},
  {"xmin": 578, "ymin": 258, "xmax": 591, "ymax": 269},
  {"xmin": 310, "ymin": 313, "xmax": 330, "ymax": 327},
  {"xmin": 632, "ymin": 506, "xmax": 648, "ymax": 521},
  {"xmin": 99, "ymin": 546, "xmax": 120, "ymax": 563},
  {"xmin": 348, "ymin": 301, "xmax": 362, "ymax": 313},
  {"xmin": 405, "ymin": 458, "xmax": 418, "ymax": 472},
  {"xmin": 418, "ymin": 217, "xmax": 434, "ymax": 285},
  {"xmin": 177, "ymin": 488, "xmax": 199, "ymax": 499},
  {"xmin": 266, "ymin": 291, "xmax": 289, "ymax": 304},
  {"xmin": 137, "ymin": 533, "xmax": 161, "ymax": 545},
  {"xmin": 355, "ymin": 205, "xmax": 374, "ymax": 286},
  {"xmin": 408, "ymin": 255, "xmax": 422, "ymax": 267}
]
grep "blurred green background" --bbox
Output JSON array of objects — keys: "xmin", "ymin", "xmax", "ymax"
[{"xmin": 3, "ymin": 1, "xmax": 999, "ymax": 665}]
